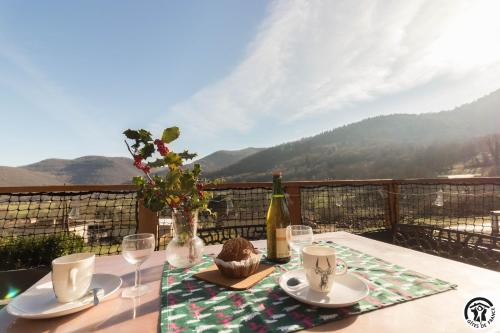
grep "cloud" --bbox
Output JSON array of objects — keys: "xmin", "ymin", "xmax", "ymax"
[{"xmin": 165, "ymin": 0, "xmax": 500, "ymax": 137}]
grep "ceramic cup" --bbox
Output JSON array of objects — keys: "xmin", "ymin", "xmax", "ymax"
[
  {"xmin": 302, "ymin": 245, "xmax": 347, "ymax": 293},
  {"xmin": 51, "ymin": 253, "xmax": 95, "ymax": 303}
]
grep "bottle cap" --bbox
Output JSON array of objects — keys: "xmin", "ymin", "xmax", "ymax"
[{"xmin": 272, "ymin": 171, "xmax": 282, "ymax": 177}]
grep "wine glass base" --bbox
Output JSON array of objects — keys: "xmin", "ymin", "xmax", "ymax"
[{"xmin": 122, "ymin": 284, "xmax": 150, "ymax": 298}]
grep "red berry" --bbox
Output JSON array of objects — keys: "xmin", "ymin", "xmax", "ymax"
[
  {"xmin": 133, "ymin": 154, "xmax": 150, "ymax": 174},
  {"xmin": 154, "ymin": 139, "xmax": 169, "ymax": 156}
]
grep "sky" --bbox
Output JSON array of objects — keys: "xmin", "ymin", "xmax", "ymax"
[{"xmin": 1, "ymin": 0, "xmax": 500, "ymax": 167}]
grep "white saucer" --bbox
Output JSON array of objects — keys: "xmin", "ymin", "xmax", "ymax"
[
  {"xmin": 279, "ymin": 269, "xmax": 369, "ymax": 308},
  {"xmin": 7, "ymin": 273, "xmax": 122, "ymax": 319}
]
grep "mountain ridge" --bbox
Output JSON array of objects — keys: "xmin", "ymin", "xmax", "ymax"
[
  {"xmin": 21, "ymin": 156, "xmax": 140, "ymax": 185},
  {"xmin": 0, "ymin": 166, "xmax": 63, "ymax": 186},
  {"xmin": 207, "ymin": 88, "xmax": 500, "ymax": 180},
  {"xmin": 187, "ymin": 147, "xmax": 265, "ymax": 173},
  {"xmin": 1, "ymin": 89, "xmax": 499, "ymax": 185},
  {"xmin": 0, "ymin": 148, "xmax": 266, "ymax": 186}
]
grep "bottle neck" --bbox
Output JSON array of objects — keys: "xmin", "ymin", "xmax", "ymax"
[{"xmin": 272, "ymin": 176, "xmax": 284, "ymax": 197}]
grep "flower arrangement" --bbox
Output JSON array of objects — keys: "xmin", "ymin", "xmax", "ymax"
[
  {"xmin": 123, "ymin": 126, "xmax": 209, "ymax": 213},
  {"xmin": 124, "ymin": 126, "xmax": 210, "ymax": 266}
]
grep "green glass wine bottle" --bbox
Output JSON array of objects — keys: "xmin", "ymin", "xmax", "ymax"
[{"xmin": 266, "ymin": 171, "xmax": 291, "ymax": 263}]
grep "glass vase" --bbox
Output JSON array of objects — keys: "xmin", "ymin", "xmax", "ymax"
[{"xmin": 165, "ymin": 209, "xmax": 204, "ymax": 268}]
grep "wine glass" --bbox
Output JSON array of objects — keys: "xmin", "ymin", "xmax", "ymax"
[
  {"xmin": 286, "ymin": 225, "xmax": 313, "ymax": 267},
  {"xmin": 121, "ymin": 233, "xmax": 155, "ymax": 298}
]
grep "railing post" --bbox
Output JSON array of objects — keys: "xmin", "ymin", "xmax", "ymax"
[
  {"xmin": 491, "ymin": 211, "xmax": 500, "ymax": 236},
  {"xmin": 384, "ymin": 183, "xmax": 392, "ymax": 230},
  {"xmin": 137, "ymin": 200, "xmax": 159, "ymax": 248},
  {"xmin": 286, "ymin": 184, "xmax": 302, "ymax": 225},
  {"xmin": 386, "ymin": 182, "xmax": 400, "ymax": 231}
]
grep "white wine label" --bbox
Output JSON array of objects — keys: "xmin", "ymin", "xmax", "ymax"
[{"xmin": 276, "ymin": 228, "xmax": 290, "ymax": 258}]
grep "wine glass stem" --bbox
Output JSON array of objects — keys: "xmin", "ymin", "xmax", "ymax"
[{"xmin": 135, "ymin": 264, "xmax": 141, "ymax": 289}]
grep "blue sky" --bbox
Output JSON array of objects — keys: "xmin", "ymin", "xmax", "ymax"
[{"xmin": 2, "ymin": 0, "xmax": 500, "ymax": 166}]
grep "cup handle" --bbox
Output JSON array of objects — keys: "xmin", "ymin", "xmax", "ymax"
[
  {"xmin": 335, "ymin": 258, "xmax": 348, "ymax": 275},
  {"xmin": 69, "ymin": 268, "xmax": 78, "ymax": 291}
]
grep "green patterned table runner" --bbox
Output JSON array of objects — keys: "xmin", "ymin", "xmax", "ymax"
[{"xmin": 161, "ymin": 241, "xmax": 457, "ymax": 333}]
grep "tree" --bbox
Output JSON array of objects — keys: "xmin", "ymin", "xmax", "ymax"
[{"xmin": 486, "ymin": 134, "xmax": 500, "ymax": 176}]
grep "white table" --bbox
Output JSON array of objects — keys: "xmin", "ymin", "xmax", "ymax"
[{"xmin": 1, "ymin": 232, "xmax": 499, "ymax": 332}]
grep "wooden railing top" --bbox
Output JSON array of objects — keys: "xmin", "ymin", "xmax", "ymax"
[
  {"xmin": 203, "ymin": 179, "xmax": 395, "ymax": 190},
  {"xmin": 1, "ymin": 177, "xmax": 499, "ymax": 193},
  {"xmin": 203, "ymin": 177, "xmax": 500, "ymax": 189},
  {"xmin": 0, "ymin": 184, "xmax": 136, "ymax": 194},
  {"xmin": 395, "ymin": 177, "xmax": 500, "ymax": 185}
]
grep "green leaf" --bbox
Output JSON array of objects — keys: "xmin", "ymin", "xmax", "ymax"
[
  {"xmin": 192, "ymin": 163, "xmax": 201, "ymax": 176},
  {"xmin": 138, "ymin": 129, "xmax": 153, "ymax": 142},
  {"xmin": 146, "ymin": 197, "xmax": 164, "ymax": 212},
  {"xmin": 162, "ymin": 127, "xmax": 180, "ymax": 144},
  {"xmin": 164, "ymin": 152, "xmax": 182, "ymax": 166},
  {"xmin": 165, "ymin": 170, "xmax": 181, "ymax": 189},
  {"xmin": 151, "ymin": 174, "xmax": 163, "ymax": 185},
  {"xmin": 148, "ymin": 158, "xmax": 167, "ymax": 168},
  {"xmin": 140, "ymin": 143, "xmax": 155, "ymax": 158},
  {"xmin": 123, "ymin": 129, "xmax": 140, "ymax": 140},
  {"xmin": 132, "ymin": 176, "xmax": 145, "ymax": 185},
  {"xmin": 179, "ymin": 150, "xmax": 197, "ymax": 161},
  {"xmin": 180, "ymin": 173, "xmax": 195, "ymax": 192}
]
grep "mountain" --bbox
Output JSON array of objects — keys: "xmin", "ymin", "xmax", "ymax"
[
  {"xmin": 188, "ymin": 147, "xmax": 265, "ymax": 173},
  {"xmin": 208, "ymin": 89, "xmax": 500, "ymax": 181},
  {"xmin": 0, "ymin": 167, "xmax": 63, "ymax": 186},
  {"xmin": 22, "ymin": 156, "xmax": 140, "ymax": 185},
  {"xmin": 0, "ymin": 148, "xmax": 265, "ymax": 186},
  {"xmin": 2, "ymin": 89, "xmax": 499, "ymax": 186}
]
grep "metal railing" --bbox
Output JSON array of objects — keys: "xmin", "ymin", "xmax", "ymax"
[
  {"xmin": 0, "ymin": 185, "xmax": 138, "ymax": 270},
  {"xmin": 170, "ymin": 178, "xmax": 500, "ymax": 271},
  {"xmin": 1, "ymin": 178, "xmax": 499, "ymax": 271},
  {"xmin": 393, "ymin": 178, "xmax": 500, "ymax": 270}
]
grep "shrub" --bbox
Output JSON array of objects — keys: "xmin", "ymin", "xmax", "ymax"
[{"xmin": 0, "ymin": 234, "xmax": 85, "ymax": 271}]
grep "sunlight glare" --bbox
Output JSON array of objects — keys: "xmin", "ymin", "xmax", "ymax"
[{"xmin": 432, "ymin": 1, "xmax": 500, "ymax": 71}]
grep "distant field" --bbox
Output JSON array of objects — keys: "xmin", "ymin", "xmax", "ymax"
[
  {"xmin": 0, "ymin": 198, "xmax": 136, "ymax": 220},
  {"xmin": 407, "ymin": 216, "xmax": 492, "ymax": 227}
]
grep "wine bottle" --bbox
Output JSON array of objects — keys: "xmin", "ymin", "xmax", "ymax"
[{"xmin": 266, "ymin": 171, "xmax": 291, "ymax": 263}]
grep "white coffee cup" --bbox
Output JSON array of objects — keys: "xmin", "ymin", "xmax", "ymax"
[
  {"xmin": 52, "ymin": 253, "xmax": 95, "ymax": 303},
  {"xmin": 302, "ymin": 245, "xmax": 347, "ymax": 293}
]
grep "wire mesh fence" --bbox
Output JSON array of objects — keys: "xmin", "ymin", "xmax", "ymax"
[
  {"xmin": 397, "ymin": 183, "xmax": 499, "ymax": 233},
  {"xmin": 394, "ymin": 182, "xmax": 500, "ymax": 270},
  {"xmin": 158, "ymin": 187, "xmax": 271, "ymax": 248},
  {"xmin": 0, "ymin": 189, "xmax": 137, "ymax": 270},
  {"xmin": 1, "ymin": 179, "xmax": 499, "ymax": 271},
  {"xmin": 300, "ymin": 184, "xmax": 389, "ymax": 235},
  {"xmin": 158, "ymin": 183, "xmax": 393, "ymax": 247}
]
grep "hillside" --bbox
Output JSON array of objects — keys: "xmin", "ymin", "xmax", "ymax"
[
  {"xmin": 208, "ymin": 89, "xmax": 500, "ymax": 181},
  {"xmin": 187, "ymin": 147, "xmax": 265, "ymax": 173},
  {"xmin": 22, "ymin": 156, "xmax": 140, "ymax": 185},
  {"xmin": 0, "ymin": 167, "xmax": 63, "ymax": 186},
  {"xmin": 2, "ymin": 89, "xmax": 499, "ymax": 185},
  {"xmin": 0, "ymin": 148, "xmax": 265, "ymax": 186}
]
